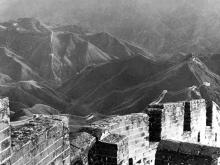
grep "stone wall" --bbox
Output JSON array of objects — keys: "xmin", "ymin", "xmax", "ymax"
[
  {"xmin": 11, "ymin": 115, "xmax": 70, "ymax": 165},
  {"xmin": 88, "ymin": 134, "xmax": 128, "ymax": 165},
  {"xmin": 159, "ymin": 99, "xmax": 220, "ymax": 147},
  {"xmin": 205, "ymin": 101, "xmax": 220, "ymax": 147},
  {"xmin": 155, "ymin": 140, "xmax": 220, "ymax": 165},
  {"xmin": 62, "ymin": 99, "xmax": 220, "ymax": 165},
  {"xmin": 70, "ymin": 132, "xmax": 96, "ymax": 165},
  {"xmin": 0, "ymin": 98, "xmax": 71, "ymax": 165},
  {"xmin": 70, "ymin": 113, "xmax": 150, "ymax": 165},
  {"xmin": 108, "ymin": 114, "xmax": 149, "ymax": 164},
  {"xmin": 147, "ymin": 99, "xmax": 210, "ymax": 146},
  {"xmin": 0, "ymin": 98, "xmax": 11, "ymax": 164},
  {"xmin": 1, "ymin": 97, "xmax": 220, "ymax": 165},
  {"xmin": 161, "ymin": 99, "xmax": 207, "ymax": 144}
]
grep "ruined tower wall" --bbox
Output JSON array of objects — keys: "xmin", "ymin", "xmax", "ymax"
[
  {"xmin": 80, "ymin": 113, "xmax": 151, "ymax": 165},
  {"xmin": 161, "ymin": 102, "xmax": 185, "ymax": 141},
  {"xmin": 107, "ymin": 114, "xmax": 151, "ymax": 164},
  {"xmin": 70, "ymin": 113, "xmax": 150, "ymax": 165},
  {"xmin": 161, "ymin": 99, "xmax": 207, "ymax": 144},
  {"xmin": 70, "ymin": 132, "xmax": 96, "ymax": 165},
  {"xmin": 11, "ymin": 115, "xmax": 70, "ymax": 165},
  {"xmin": 185, "ymin": 99, "xmax": 206, "ymax": 143},
  {"xmin": 0, "ymin": 98, "xmax": 11, "ymax": 164},
  {"xmin": 88, "ymin": 134, "xmax": 129, "ymax": 165}
]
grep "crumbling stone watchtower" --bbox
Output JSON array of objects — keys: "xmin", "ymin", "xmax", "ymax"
[
  {"xmin": 147, "ymin": 99, "xmax": 220, "ymax": 146},
  {"xmin": 147, "ymin": 99, "xmax": 220, "ymax": 165},
  {"xmin": 70, "ymin": 99, "xmax": 220, "ymax": 165}
]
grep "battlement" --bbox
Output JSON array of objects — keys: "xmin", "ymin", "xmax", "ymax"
[
  {"xmin": 70, "ymin": 113, "xmax": 149, "ymax": 165},
  {"xmin": 147, "ymin": 99, "xmax": 220, "ymax": 147},
  {"xmin": 70, "ymin": 99, "xmax": 220, "ymax": 165},
  {"xmin": 1, "ymin": 97, "xmax": 220, "ymax": 165}
]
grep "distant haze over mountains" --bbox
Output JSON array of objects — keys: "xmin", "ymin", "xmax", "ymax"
[
  {"xmin": 1, "ymin": 0, "xmax": 220, "ymax": 57},
  {"xmin": 0, "ymin": 1, "xmax": 220, "ymax": 121}
]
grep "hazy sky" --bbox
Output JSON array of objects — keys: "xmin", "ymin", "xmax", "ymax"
[
  {"xmin": 0, "ymin": 0, "xmax": 8, "ymax": 9},
  {"xmin": 0, "ymin": 0, "xmax": 209, "ymax": 22},
  {"xmin": 1, "ymin": 0, "xmax": 220, "ymax": 55},
  {"xmin": 0, "ymin": 0, "xmax": 217, "ymax": 23}
]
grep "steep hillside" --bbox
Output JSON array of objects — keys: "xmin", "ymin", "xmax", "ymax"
[
  {"xmin": 202, "ymin": 54, "xmax": 220, "ymax": 76},
  {"xmin": 84, "ymin": 32, "xmax": 153, "ymax": 59},
  {"xmin": 61, "ymin": 56, "xmax": 220, "ymax": 115},
  {"xmin": 59, "ymin": 55, "xmax": 166, "ymax": 101},
  {"xmin": 0, "ymin": 47, "xmax": 43, "ymax": 82}
]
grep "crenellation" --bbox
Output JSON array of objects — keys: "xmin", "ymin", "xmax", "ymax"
[{"xmin": 1, "ymin": 97, "xmax": 220, "ymax": 164}]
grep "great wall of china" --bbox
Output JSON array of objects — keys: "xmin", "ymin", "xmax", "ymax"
[{"xmin": 0, "ymin": 98, "xmax": 220, "ymax": 165}]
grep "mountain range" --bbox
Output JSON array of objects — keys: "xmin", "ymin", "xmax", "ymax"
[{"xmin": 0, "ymin": 17, "xmax": 220, "ymax": 121}]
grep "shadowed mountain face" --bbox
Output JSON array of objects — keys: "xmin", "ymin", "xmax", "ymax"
[{"xmin": 59, "ymin": 55, "xmax": 220, "ymax": 116}]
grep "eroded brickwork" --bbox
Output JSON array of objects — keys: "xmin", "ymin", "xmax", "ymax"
[
  {"xmin": 70, "ymin": 113, "xmax": 149, "ymax": 165},
  {"xmin": 88, "ymin": 134, "xmax": 128, "ymax": 164},
  {"xmin": 205, "ymin": 101, "xmax": 220, "ymax": 147},
  {"xmin": 0, "ymin": 98, "xmax": 10, "ymax": 165},
  {"xmin": 70, "ymin": 132, "xmax": 96, "ymax": 165},
  {"xmin": 1, "ymin": 97, "xmax": 220, "ymax": 165},
  {"xmin": 148, "ymin": 99, "xmax": 211, "ymax": 145},
  {"xmin": 147, "ymin": 99, "xmax": 220, "ymax": 165},
  {"xmin": 11, "ymin": 114, "xmax": 70, "ymax": 165},
  {"xmin": 0, "ymin": 98, "xmax": 71, "ymax": 165},
  {"xmin": 155, "ymin": 140, "xmax": 220, "ymax": 165},
  {"xmin": 70, "ymin": 99, "xmax": 220, "ymax": 165}
]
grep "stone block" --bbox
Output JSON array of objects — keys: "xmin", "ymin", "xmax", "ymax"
[
  {"xmin": 0, "ymin": 128, "xmax": 10, "ymax": 143},
  {"xmin": 0, "ymin": 138, "xmax": 10, "ymax": 151},
  {"xmin": 0, "ymin": 148, "xmax": 11, "ymax": 163}
]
